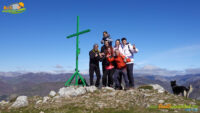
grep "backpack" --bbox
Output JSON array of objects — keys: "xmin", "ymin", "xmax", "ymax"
[{"xmin": 127, "ymin": 43, "xmax": 133, "ymax": 55}]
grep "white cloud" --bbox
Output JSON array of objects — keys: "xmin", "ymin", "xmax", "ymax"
[
  {"xmin": 50, "ymin": 65, "xmax": 200, "ymax": 76},
  {"xmin": 185, "ymin": 68, "xmax": 200, "ymax": 75},
  {"xmin": 142, "ymin": 65, "xmax": 159, "ymax": 70},
  {"xmin": 134, "ymin": 65, "xmax": 184, "ymax": 76},
  {"xmin": 1, "ymin": 65, "xmax": 199, "ymax": 77},
  {"xmin": 54, "ymin": 64, "xmax": 64, "ymax": 69},
  {"xmin": 0, "ymin": 72, "xmax": 23, "ymax": 77},
  {"xmin": 134, "ymin": 64, "xmax": 200, "ymax": 76}
]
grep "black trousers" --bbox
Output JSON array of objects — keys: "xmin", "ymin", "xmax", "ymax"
[
  {"xmin": 127, "ymin": 63, "xmax": 135, "ymax": 87},
  {"xmin": 102, "ymin": 68, "xmax": 115, "ymax": 87},
  {"xmin": 118, "ymin": 72, "xmax": 123, "ymax": 88},
  {"xmin": 89, "ymin": 64, "xmax": 101, "ymax": 87}
]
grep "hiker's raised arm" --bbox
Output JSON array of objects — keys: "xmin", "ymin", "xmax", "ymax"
[{"xmin": 129, "ymin": 43, "xmax": 138, "ymax": 53}]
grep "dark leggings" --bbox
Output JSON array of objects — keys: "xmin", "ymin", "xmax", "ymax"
[{"xmin": 102, "ymin": 68, "xmax": 115, "ymax": 87}]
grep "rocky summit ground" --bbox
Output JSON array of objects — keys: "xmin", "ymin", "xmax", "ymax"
[{"xmin": 0, "ymin": 84, "xmax": 199, "ymax": 113}]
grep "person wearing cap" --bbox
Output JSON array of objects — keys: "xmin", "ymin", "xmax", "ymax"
[
  {"xmin": 101, "ymin": 31, "xmax": 113, "ymax": 46},
  {"xmin": 89, "ymin": 44, "xmax": 102, "ymax": 87},
  {"xmin": 119, "ymin": 37, "xmax": 139, "ymax": 88}
]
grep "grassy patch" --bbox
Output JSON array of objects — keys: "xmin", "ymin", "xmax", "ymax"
[{"xmin": 138, "ymin": 85, "xmax": 153, "ymax": 90}]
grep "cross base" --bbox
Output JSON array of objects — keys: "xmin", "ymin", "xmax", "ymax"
[{"xmin": 65, "ymin": 71, "xmax": 86, "ymax": 86}]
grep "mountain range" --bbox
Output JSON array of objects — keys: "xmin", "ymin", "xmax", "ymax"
[{"xmin": 0, "ymin": 72, "xmax": 200, "ymax": 101}]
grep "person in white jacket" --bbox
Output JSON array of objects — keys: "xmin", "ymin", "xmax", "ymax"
[{"xmin": 119, "ymin": 37, "xmax": 138, "ymax": 88}]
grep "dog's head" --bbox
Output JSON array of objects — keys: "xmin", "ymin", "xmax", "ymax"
[{"xmin": 170, "ymin": 80, "xmax": 176, "ymax": 87}]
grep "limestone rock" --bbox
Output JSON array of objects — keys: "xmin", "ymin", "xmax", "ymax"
[
  {"xmin": 149, "ymin": 84, "xmax": 165, "ymax": 93},
  {"xmin": 72, "ymin": 87, "xmax": 86, "ymax": 97},
  {"xmin": 58, "ymin": 86, "xmax": 86, "ymax": 98},
  {"xmin": 158, "ymin": 99, "xmax": 164, "ymax": 104},
  {"xmin": 58, "ymin": 87, "xmax": 75, "ymax": 98},
  {"xmin": 43, "ymin": 96, "xmax": 50, "ymax": 103},
  {"xmin": 53, "ymin": 95, "xmax": 60, "ymax": 100},
  {"xmin": 36, "ymin": 100, "xmax": 42, "ymax": 105},
  {"xmin": 102, "ymin": 87, "xmax": 115, "ymax": 91},
  {"xmin": 86, "ymin": 86, "xmax": 97, "ymax": 93},
  {"xmin": 49, "ymin": 90, "xmax": 56, "ymax": 97},
  {"xmin": 10, "ymin": 96, "xmax": 28, "ymax": 108}
]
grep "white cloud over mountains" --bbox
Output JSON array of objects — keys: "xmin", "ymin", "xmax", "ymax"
[
  {"xmin": 54, "ymin": 64, "xmax": 64, "ymax": 69},
  {"xmin": 134, "ymin": 64, "xmax": 200, "ymax": 76},
  {"xmin": 185, "ymin": 68, "xmax": 200, "ymax": 75},
  {"xmin": 0, "ymin": 65, "xmax": 200, "ymax": 77},
  {"xmin": 134, "ymin": 65, "xmax": 184, "ymax": 76}
]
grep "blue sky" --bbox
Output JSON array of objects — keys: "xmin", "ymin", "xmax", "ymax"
[{"xmin": 0, "ymin": 0, "xmax": 200, "ymax": 75}]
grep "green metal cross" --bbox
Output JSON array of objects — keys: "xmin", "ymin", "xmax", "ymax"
[{"xmin": 65, "ymin": 16, "xmax": 91, "ymax": 86}]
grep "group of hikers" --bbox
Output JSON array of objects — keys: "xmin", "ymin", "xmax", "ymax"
[{"xmin": 88, "ymin": 31, "xmax": 138, "ymax": 90}]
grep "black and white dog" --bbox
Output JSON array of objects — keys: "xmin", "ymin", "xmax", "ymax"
[{"xmin": 170, "ymin": 80, "xmax": 193, "ymax": 98}]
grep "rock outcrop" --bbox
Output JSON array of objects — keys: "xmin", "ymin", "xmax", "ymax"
[
  {"xmin": 58, "ymin": 86, "xmax": 97, "ymax": 98},
  {"xmin": 10, "ymin": 96, "xmax": 28, "ymax": 108},
  {"xmin": 149, "ymin": 84, "xmax": 165, "ymax": 93},
  {"xmin": 49, "ymin": 90, "xmax": 56, "ymax": 97}
]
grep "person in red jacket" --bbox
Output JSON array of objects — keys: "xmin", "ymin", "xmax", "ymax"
[
  {"xmin": 107, "ymin": 49, "xmax": 131, "ymax": 90},
  {"xmin": 102, "ymin": 46, "xmax": 115, "ymax": 87}
]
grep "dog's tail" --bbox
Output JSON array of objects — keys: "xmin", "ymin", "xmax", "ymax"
[{"xmin": 186, "ymin": 85, "xmax": 193, "ymax": 98}]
